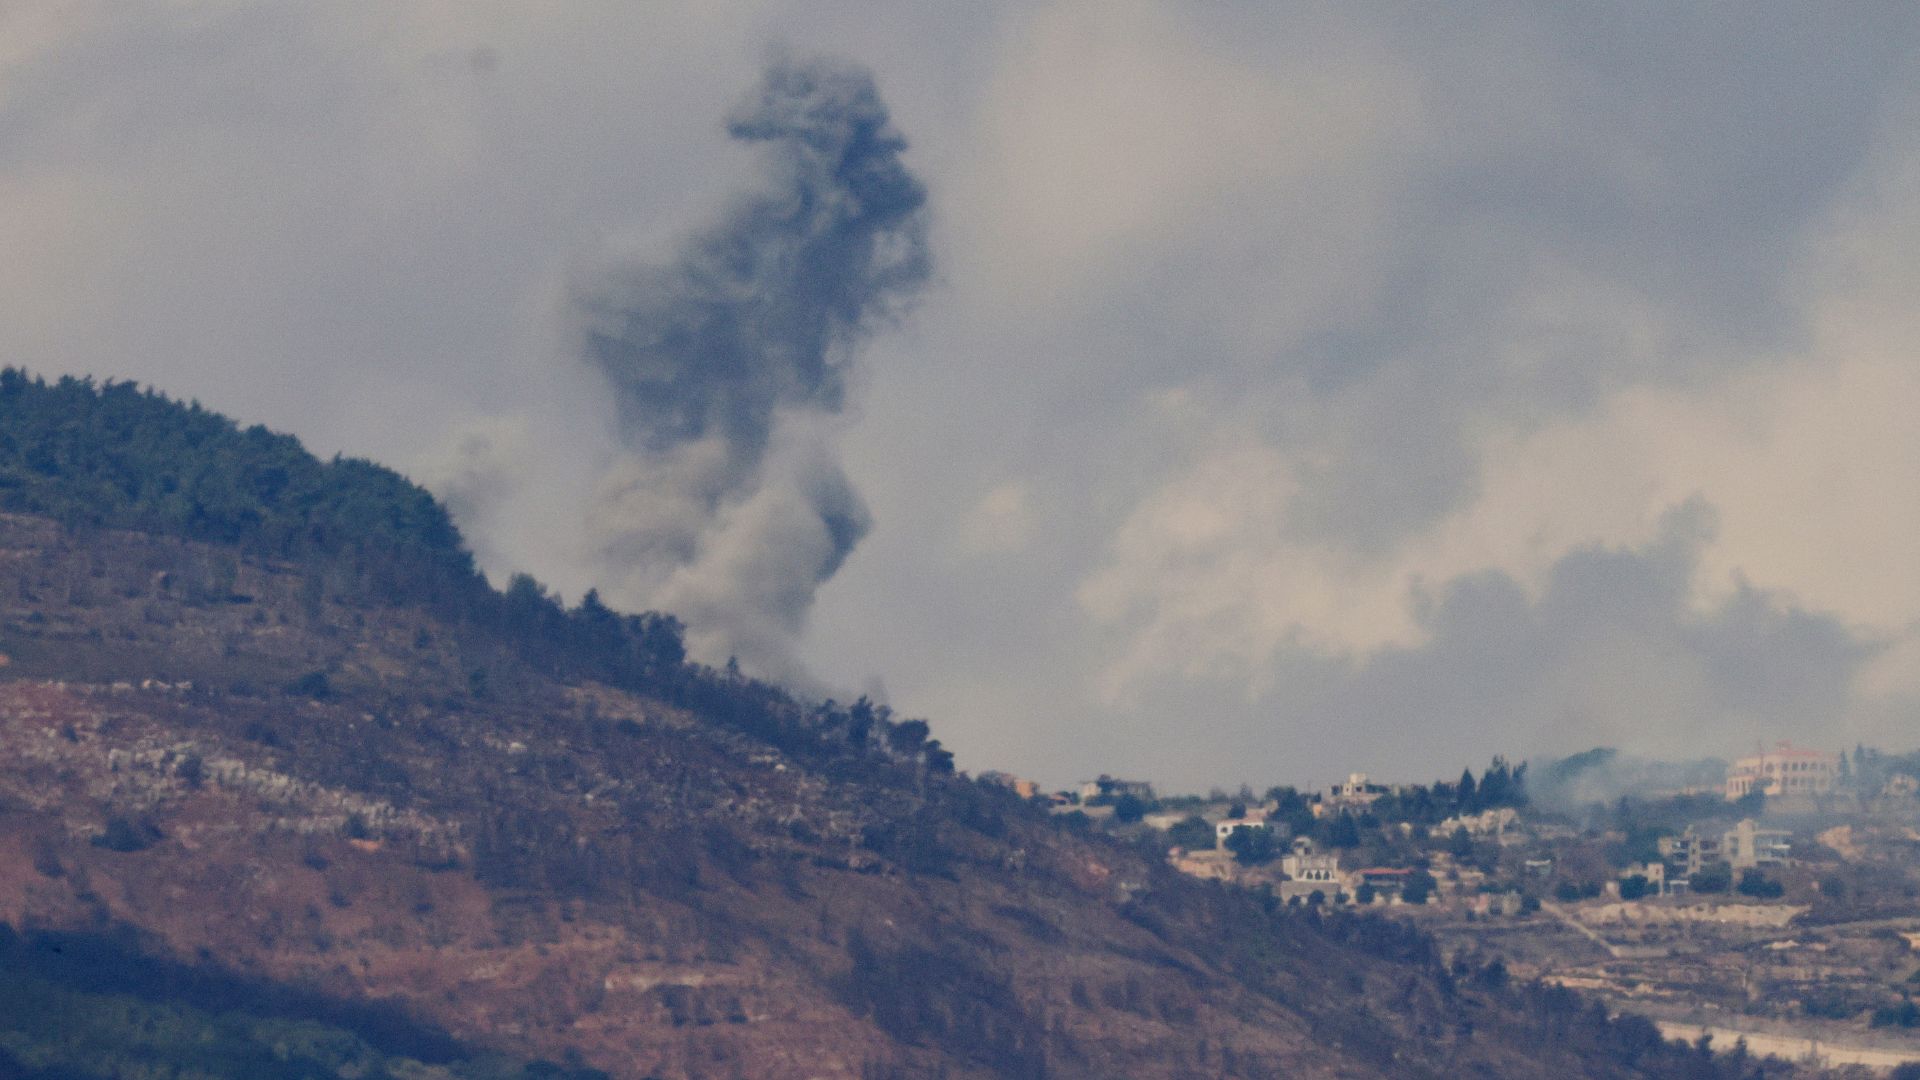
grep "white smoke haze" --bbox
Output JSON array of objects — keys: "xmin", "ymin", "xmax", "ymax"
[
  {"xmin": 589, "ymin": 437, "xmax": 742, "ymax": 578},
  {"xmin": 412, "ymin": 415, "xmax": 534, "ymax": 569},
  {"xmin": 1526, "ymin": 748, "xmax": 1729, "ymax": 816}
]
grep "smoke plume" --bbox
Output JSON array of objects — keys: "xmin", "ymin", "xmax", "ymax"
[{"xmin": 574, "ymin": 56, "xmax": 929, "ymax": 678}]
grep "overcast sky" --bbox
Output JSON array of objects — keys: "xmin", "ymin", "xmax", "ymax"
[{"xmin": 4, "ymin": 2, "xmax": 1918, "ymax": 791}]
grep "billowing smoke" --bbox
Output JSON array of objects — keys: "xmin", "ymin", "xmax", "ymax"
[
  {"xmin": 574, "ymin": 56, "xmax": 929, "ymax": 679},
  {"xmin": 1526, "ymin": 748, "xmax": 1730, "ymax": 818}
]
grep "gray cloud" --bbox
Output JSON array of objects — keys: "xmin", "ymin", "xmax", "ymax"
[
  {"xmin": 573, "ymin": 55, "xmax": 929, "ymax": 674},
  {"xmin": 1087, "ymin": 500, "xmax": 1888, "ymax": 792},
  {"xmin": 1366, "ymin": 501, "xmax": 1877, "ymax": 752},
  {"xmin": 803, "ymin": 5, "xmax": 1920, "ymax": 787},
  {"xmin": 410, "ymin": 415, "xmax": 533, "ymax": 572},
  {"xmin": 1275, "ymin": 4, "xmax": 1919, "ymax": 549}
]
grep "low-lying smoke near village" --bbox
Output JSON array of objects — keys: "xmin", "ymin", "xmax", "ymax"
[{"xmin": 2, "ymin": 6, "xmax": 1919, "ymax": 1078}]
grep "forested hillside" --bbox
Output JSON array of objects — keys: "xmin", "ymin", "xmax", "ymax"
[
  {"xmin": 0, "ymin": 371, "xmax": 465, "ymax": 579},
  {"xmin": 0, "ymin": 370, "xmax": 924, "ymax": 772}
]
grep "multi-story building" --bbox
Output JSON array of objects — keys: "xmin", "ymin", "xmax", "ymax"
[
  {"xmin": 1658, "ymin": 827, "xmax": 1724, "ymax": 876},
  {"xmin": 1720, "ymin": 817, "xmax": 1791, "ymax": 870},
  {"xmin": 1660, "ymin": 818, "xmax": 1791, "ymax": 875},
  {"xmin": 1316, "ymin": 772, "xmax": 1393, "ymax": 816},
  {"xmin": 1281, "ymin": 837, "xmax": 1342, "ymax": 884},
  {"xmin": 1725, "ymin": 743, "xmax": 1839, "ymax": 800}
]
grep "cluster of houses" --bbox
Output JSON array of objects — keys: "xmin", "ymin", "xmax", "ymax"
[
  {"xmin": 1593, "ymin": 818, "xmax": 1795, "ymax": 898},
  {"xmin": 978, "ymin": 742, "xmax": 1878, "ymax": 909},
  {"xmin": 977, "ymin": 772, "xmax": 1155, "ymax": 815},
  {"xmin": 1158, "ymin": 773, "xmax": 1430, "ymax": 904},
  {"xmin": 977, "ymin": 769, "xmax": 1427, "ymax": 903}
]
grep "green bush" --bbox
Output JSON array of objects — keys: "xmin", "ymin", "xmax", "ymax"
[
  {"xmin": 1166, "ymin": 815, "xmax": 1215, "ymax": 850},
  {"xmin": 1401, "ymin": 870, "xmax": 1438, "ymax": 905},
  {"xmin": 1690, "ymin": 862, "xmax": 1732, "ymax": 894},
  {"xmin": 1224, "ymin": 825, "xmax": 1278, "ymax": 866},
  {"xmin": 1872, "ymin": 999, "xmax": 1920, "ymax": 1029},
  {"xmin": 91, "ymin": 816, "xmax": 162, "ymax": 853}
]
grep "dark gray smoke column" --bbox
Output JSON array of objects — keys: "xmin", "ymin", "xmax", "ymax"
[{"xmin": 576, "ymin": 57, "xmax": 930, "ymax": 678}]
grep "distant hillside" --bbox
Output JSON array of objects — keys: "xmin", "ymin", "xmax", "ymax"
[{"xmin": 0, "ymin": 374, "xmax": 1752, "ymax": 1078}]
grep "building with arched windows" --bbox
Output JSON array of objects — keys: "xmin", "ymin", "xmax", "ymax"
[{"xmin": 1725, "ymin": 743, "xmax": 1838, "ymax": 800}]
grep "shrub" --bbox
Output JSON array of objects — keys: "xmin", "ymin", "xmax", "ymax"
[
  {"xmin": 92, "ymin": 816, "xmax": 162, "ymax": 853},
  {"xmin": 287, "ymin": 670, "xmax": 333, "ymax": 700},
  {"xmin": 1690, "ymin": 862, "xmax": 1732, "ymax": 894},
  {"xmin": 1873, "ymin": 999, "xmax": 1920, "ymax": 1029},
  {"xmin": 1401, "ymin": 870, "xmax": 1437, "ymax": 905},
  {"xmin": 1224, "ymin": 825, "xmax": 1278, "ymax": 866},
  {"xmin": 1166, "ymin": 815, "xmax": 1215, "ymax": 851}
]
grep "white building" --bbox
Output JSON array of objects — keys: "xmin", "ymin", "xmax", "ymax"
[
  {"xmin": 1618, "ymin": 861, "xmax": 1667, "ymax": 896},
  {"xmin": 1317, "ymin": 772, "xmax": 1393, "ymax": 815},
  {"xmin": 1725, "ymin": 743, "xmax": 1839, "ymax": 800},
  {"xmin": 1078, "ymin": 775, "xmax": 1155, "ymax": 802},
  {"xmin": 1720, "ymin": 818, "xmax": 1791, "ymax": 870},
  {"xmin": 1216, "ymin": 808, "xmax": 1271, "ymax": 846},
  {"xmin": 1281, "ymin": 837, "xmax": 1341, "ymax": 884},
  {"xmin": 1661, "ymin": 818, "xmax": 1790, "ymax": 874},
  {"xmin": 1430, "ymin": 807, "xmax": 1519, "ymax": 839},
  {"xmin": 1659, "ymin": 827, "xmax": 1724, "ymax": 875}
]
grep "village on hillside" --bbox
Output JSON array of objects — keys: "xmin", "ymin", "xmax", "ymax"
[{"xmin": 984, "ymin": 743, "xmax": 1920, "ymax": 1071}]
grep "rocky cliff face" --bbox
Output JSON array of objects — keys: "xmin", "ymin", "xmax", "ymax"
[{"xmin": 0, "ymin": 512, "xmax": 1739, "ymax": 1079}]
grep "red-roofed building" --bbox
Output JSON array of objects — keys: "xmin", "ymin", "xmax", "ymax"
[{"xmin": 1354, "ymin": 867, "xmax": 1414, "ymax": 897}]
